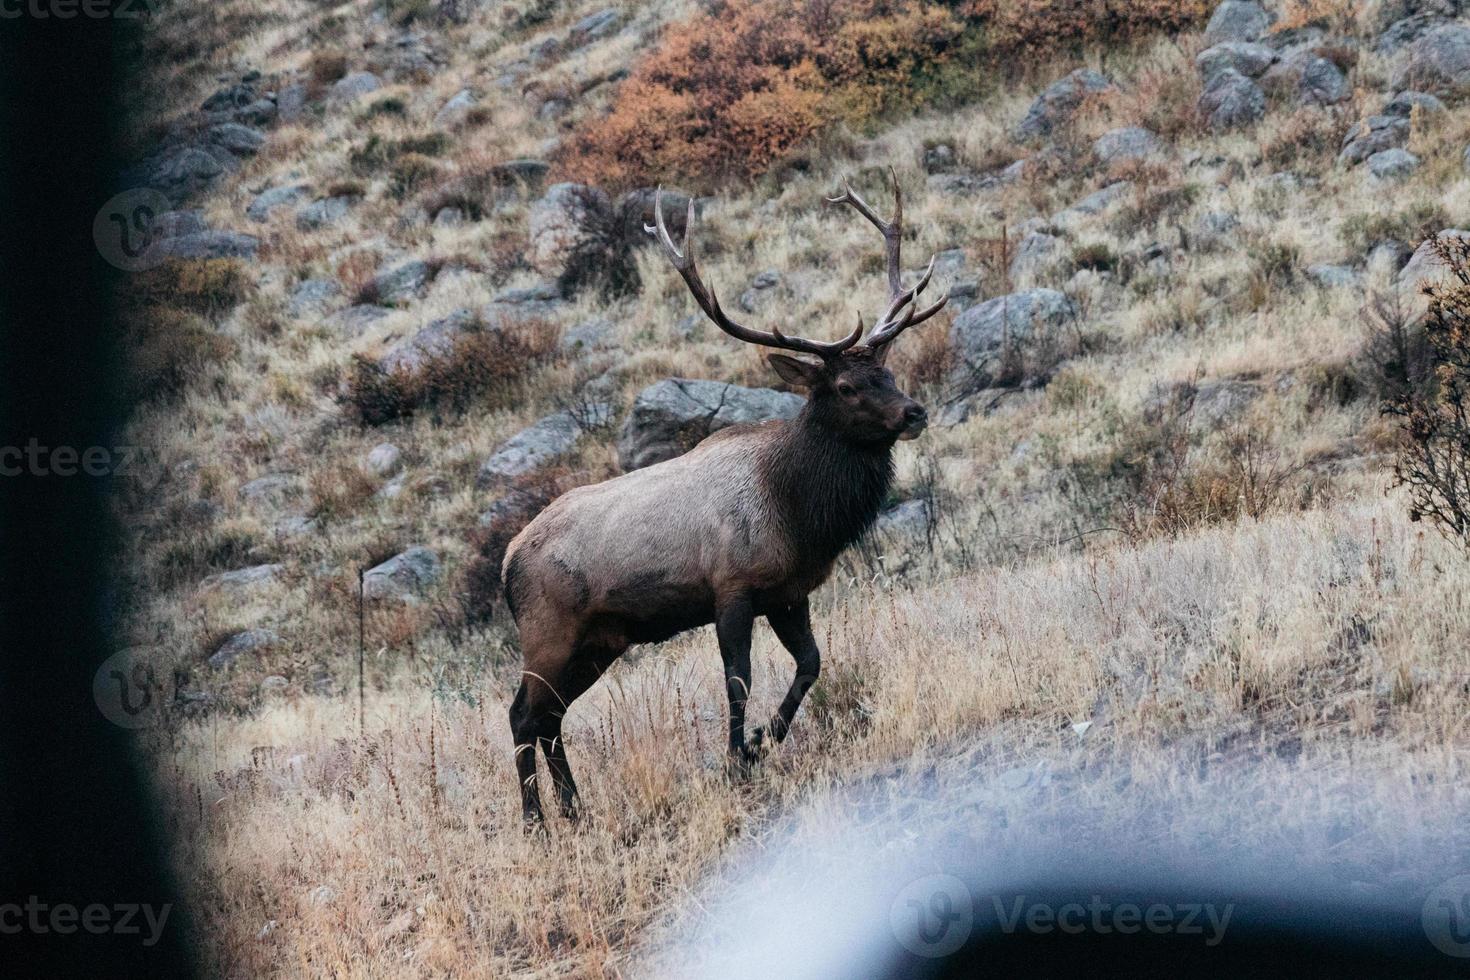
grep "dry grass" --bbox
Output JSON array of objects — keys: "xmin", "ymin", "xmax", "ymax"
[
  {"xmin": 109, "ymin": 0, "xmax": 1470, "ymax": 974},
  {"xmin": 150, "ymin": 495, "xmax": 1470, "ymax": 976}
]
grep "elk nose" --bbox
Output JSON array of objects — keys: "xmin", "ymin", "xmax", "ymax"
[{"xmin": 903, "ymin": 404, "xmax": 927, "ymax": 426}]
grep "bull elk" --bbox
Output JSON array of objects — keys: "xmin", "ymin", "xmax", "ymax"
[{"xmin": 504, "ymin": 170, "xmax": 947, "ymax": 823}]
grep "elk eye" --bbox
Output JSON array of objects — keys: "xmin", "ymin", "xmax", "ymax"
[{"xmin": 837, "ymin": 382, "xmax": 855, "ymax": 397}]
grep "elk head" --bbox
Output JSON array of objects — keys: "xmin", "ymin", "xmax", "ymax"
[{"xmin": 648, "ymin": 168, "xmax": 948, "ymax": 446}]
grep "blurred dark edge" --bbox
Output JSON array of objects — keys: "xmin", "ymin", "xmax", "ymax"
[{"xmin": 0, "ymin": 2, "xmax": 194, "ymax": 976}]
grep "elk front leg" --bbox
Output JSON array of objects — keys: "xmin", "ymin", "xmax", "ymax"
[
  {"xmin": 714, "ymin": 594, "xmax": 761, "ymax": 770},
  {"xmin": 763, "ymin": 598, "xmax": 821, "ymax": 744}
]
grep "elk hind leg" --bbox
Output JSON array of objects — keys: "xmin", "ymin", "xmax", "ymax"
[
  {"xmin": 763, "ymin": 598, "xmax": 821, "ymax": 744},
  {"xmin": 539, "ymin": 641, "xmax": 624, "ymax": 820}
]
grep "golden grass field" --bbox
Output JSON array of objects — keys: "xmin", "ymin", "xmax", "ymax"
[{"xmin": 114, "ymin": 0, "xmax": 1470, "ymax": 974}]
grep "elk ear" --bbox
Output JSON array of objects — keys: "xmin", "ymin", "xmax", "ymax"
[{"xmin": 767, "ymin": 353, "xmax": 823, "ymax": 388}]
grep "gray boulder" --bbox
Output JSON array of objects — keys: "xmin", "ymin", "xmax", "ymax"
[
  {"xmin": 1392, "ymin": 22, "xmax": 1470, "ymax": 93},
  {"xmin": 330, "ymin": 71, "xmax": 382, "ymax": 102},
  {"xmin": 246, "ymin": 183, "xmax": 310, "ymax": 222},
  {"xmin": 371, "ymin": 259, "xmax": 434, "ymax": 305},
  {"xmin": 528, "ymin": 182, "xmax": 612, "ymax": 281},
  {"xmin": 156, "ymin": 230, "xmax": 260, "ymax": 260},
  {"xmin": 617, "ymin": 379, "xmax": 804, "ymax": 471},
  {"xmin": 1192, "ymin": 379, "xmax": 1261, "ymax": 429},
  {"xmin": 1339, "ymin": 114, "xmax": 1410, "ymax": 165},
  {"xmin": 1093, "ymin": 126, "xmax": 1164, "ymax": 165},
  {"xmin": 948, "ymin": 289, "xmax": 1079, "ymax": 389},
  {"xmin": 208, "ymin": 123, "xmax": 266, "ymax": 157},
  {"xmin": 1384, "ymin": 90, "xmax": 1447, "ymax": 116},
  {"xmin": 209, "ymin": 628, "xmax": 282, "ymax": 669},
  {"xmin": 1196, "ymin": 41, "xmax": 1277, "ymax": 80},
  {"xmin": 366, "ymin": 443, "xmax": 403, "ymax": 477},
  {"xmin": 1203, "ymin": 1, "xmax": 1272, "ymax": 45},
  {"xmin": 568, "ymin": 8, "xmax": 623, "ymax": 45},
  {"xmin": 873, "ymin": 499, "xmax": 932, "ymax": 542},
  {"xmin": 1015, "ymin": 69, "xmax": 1113, "ymax": 141},
  {"xmin": 1299, "ymin": 57, "xmax": 1351, "ymax": 105},
  {"xmin": 200, "ymin": 563, "xmax": 283, "ymax": 594},
  {"xmin": 296, "ymin": 195, "xmax": 356, "ymax": 231},
  {"xmin": 322, "ymin": 304, "xmax": 389, "ymax": 337},
  {"xmin": 287, "ymin": 278, "xmax": 342, "ymax": 318},
  {"xmin": 1009, "ymin": 232, "xmax": 1062, "ymax": 286},
  {"xmin": 362, "ymin": 547, "xmax": 441, "ymax": 602},
  {"xmin": 1198, "ymin": 69, "xmax": 1266, "ymax": 131},
  {"xmin": 1367, "ymin": 147, "xmax": 1421, "ymax": 179},
  {"xmin": 379, "ymin": 308, "xmax": 483, "ymax": 373},
  {"xmin": 1306, "ymin": 264, "xmax": 1360, "ymax": 289},
  {"xmin": 478, "ymin": 410, "xmax": 596, "ymax": 484},
  {"xmin": 560, "ymin": 317, "xmax": 615, "ymax": 352},
  {"xmin": 434, "ymin": 89, "xmax": 477, "ymax": 128},
  {"xmin": 1399, "ymin": 229, "xmax": 1470, "ymax": 286}
]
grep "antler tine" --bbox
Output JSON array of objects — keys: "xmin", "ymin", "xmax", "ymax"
[{"xmin": 647, "ymin": 187, "xmax": 860, "ymax": 358}]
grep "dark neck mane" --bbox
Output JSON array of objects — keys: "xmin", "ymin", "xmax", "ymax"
[{"xmin": 763, "ymin": 404, "xmax": 894, "ymax": 562}]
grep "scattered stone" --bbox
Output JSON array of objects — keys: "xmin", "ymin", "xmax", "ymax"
[
  {"xmin": 873, "ymin": 499, "xmax": 931, "ymax": 541},
  {"xmin": 1192, "ymin": 379, "xmax": 1262, "ymax": 429},
  {"xmin": 362, "ymin": 547, "xmax": 442, "ymax": 602},
  {"xmin": 1392, "ymin": 22, "xmax": 1470, "ymax": 94},
  {"xmin": 478, "ymin": 411, "xmax": 596, "ymax": 484},
  {"xmin": 208, "ymin": 123, "xmax": 266, "ymax": 157},
  {"xmin": 246, "ymin": 183, "xmax": 310, "ymax": 222},
  {"xmin": 1196, "ymin": 41, "xmax": 1277, "ymax": 81},
  {"xmin": 1367, "ymin": 147, "xmax": 1421, "ymax": 179},
  {"xmin": 1299, "ymin": 56, "xmax": 1351, "ymax": 105},
  {"xmin": 434, "ymin": 88, "xmax": 477, "ymax": 128},
  {"xmin": 330, "ymin": 71, "xmax": 382, "ymax": 102},
  {"xmin": 1198, "ymin": 68, "xmax": 1266, "ymax": 131},
  {"xmin": 1306, "ymin": 264, "xmax": 1360, "ymax": 289},
  {"xmin": 379, "ymin": 308, "xmax": 483, "ymax": 373},
  {"xmin": 1339, "ymin": 114, "xmax": 1411, "ymax": 165},
  {"xmin": 200, "ymin": 563, "xmax": 283, "ymax": 593},
  {"xmin": 209, "ymin": 629, "xmax": 281, "ymax": 669},
  {"xmin": 157, "ymin": 230, "xmax": 260, "ymax": 261},
  {"xmin": 1369, "ymin": 240, "xmax": 1414, "ymax": 277},
  {"xmin": 322, "ymin": 304, "xmax": 390, "ymax": 337},
  {"xmin": 260, "ymin": 675, "xmax": 289, "ymax": 694},
  {"xmin": 568, "ymin": 8, "xmax": 622, "ymax": 45},
  {"xmin": 288, "ymin": 278, "xmax": 342, "ymax": 318},
  {"xmin": 1093, "ymin": 126, "xmax": 1165, "ymax": 165},
  {"xmin": 366, "ymin": 443, "xmax": 403, "ymax": 477},
  {"xmin": 1009, "ymin": 232, "xmax": 1061, "ymax": 286},
  {"xmin": 560, "ymin": 317, "xmax": 615, "ymax": 352},
  {"xmin": 617, "ymin": 379, "xmax": 804, "ymax": 471},
  {"xmin": 1384, "ymin": 89, "xmax": 1447, "ymax": 116},
  {"xmin": 528, "ymin": 182, "xmax": 612, "ymax": 281},
  {"xmin": 739, "ymin": 270, "xmax": 783, "ymax": 314},
  {"xmin": 1015, "ymin": 68, "xmax": 1113, "ymax": 141},
  {"xmin": 923, "ymin": 143, "xmax": 958, "ymax": 173},
  {"xmin": 296, "ymin": 195, "xmax": 356, "ymax": 231},
  {"xmin": 1203, "ymin": 0, "xmax": 1272, "ymax": 45},
  {"xmin": 1399, "ymin": 229, "xmax": 1470, "ymax": 286},
  {"xmin": 241, "ymin": 473, "xmax": 302, "ymax": 510},
  {"xmin": 371, "ymin": 259, "xmax": 434, "ymax": 305},
  {"xmin": 948, "ymin": 289, "xmax": 1080, "ymax": 389}
]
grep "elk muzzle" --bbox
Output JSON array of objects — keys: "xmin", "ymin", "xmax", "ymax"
[{"xmin": 896, "ymin": 401, "xmax": 927, "ymax": 440}]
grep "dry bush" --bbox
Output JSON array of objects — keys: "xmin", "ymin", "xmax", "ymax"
[
  {"xmin": 1339, "ymin": 202, "xmax": 1450, "ymax": 255},
  {"xmin": 126, "ymin": 308, "xmax": 238, "ymax": 402},
  {"xmin": 1358, "ymin": 289, "xmax": 1433, "ymax": 409},
  {"xmin": 1387, "ymin": 237, "xmax": 1470, "ymax": 546},
  {"xmin": 1261, "ymin": 107, "xmax": 1352, "ymax": 171},
  {"xmin": 344, "ymin": 322, "xmax": 558, "ymax": 426},
  {"xmin": 961, "ymin": 0, "xmax": 1211, "ymax": 58},
  {"xmin": 308, "ymin": 463, "xmax": 381, "ymax": 525},
  {"xmin": 129, "ymin": 258, "xmax": 252, "ymax": 317},
  {"xmin": 557, "ymin": 1, "xmax": 963, "ymax": 190}
]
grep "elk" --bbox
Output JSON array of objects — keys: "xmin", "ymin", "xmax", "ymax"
[{"xmin": 503, "ymin": 171, "xmax": 947, "ymax": 823}]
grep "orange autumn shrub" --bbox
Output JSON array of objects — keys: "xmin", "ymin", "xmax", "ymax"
[
  {"xmin": 961, "ymin": 0, "xmax": 1211, "ymax": 57},
  {"xmin": 557, "ymin": 0, "xmax": 962, "ymax": 190}
]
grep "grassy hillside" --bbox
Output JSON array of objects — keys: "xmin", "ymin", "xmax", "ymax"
[{"xmin": 111, "ymin": 0, "xmax": 1470, "ymax": 973}]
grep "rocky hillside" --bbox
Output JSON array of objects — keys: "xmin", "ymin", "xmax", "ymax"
[{"xmin": 112, "ymin": 0, "xmax": 1470, "ymax": 706}]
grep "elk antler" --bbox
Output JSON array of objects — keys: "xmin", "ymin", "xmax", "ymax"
[
  {"xmin": 826, "ymin": 166, "xmax": 948, "ymax": 350},
  {"xmin": 647, "ymin": 188, "xmax": 862, "ymax": 358}
]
